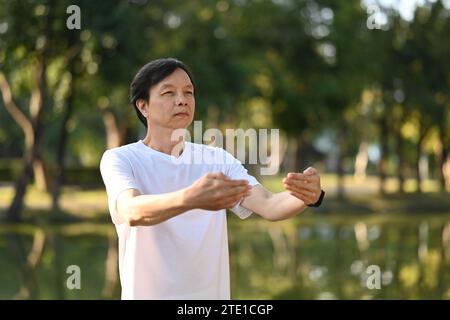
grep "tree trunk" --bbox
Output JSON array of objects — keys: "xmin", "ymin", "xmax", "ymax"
[
  {"xmin": 436, "ymin": 123, "xmax": 449, "ymax": 192},
  {"xmin": 102, "ymin": 106, "xmax": 131, "ymax": 149},
  {"xmin": 378, "ymin": 113, "xmax": 389, "ymax": 195},
  {"xmin": 354, "ymin": 141, "xmax": 369, "ymax": 181},
  {"xmin": 10, "ymin": 60, "xmax": 47, "ymax": 221},
  {"xmin": 51, "ymin": 58, "xmax": 77, "ymax": 215},
  {"xmin": 0, "ymin": 72, "xmax": 33, "ymax": 221},
  {"xmin": 33, "ymin": 156, "xmax": 50, "ymax": 192},
  {"xmin": 394, "ymin": 125, "xmax": 405, "ymax": 194},
  {"xmin": 3, "ymin": 57, "xmax": 48, "ymax": 221},
  {"xmin": 7, "ymin": 159, "xmax": 34, "ymax": 222},
  {"xmin": 50, "ymin": 31, "xmax": 81, "ymax": 215},
  {"xmin": 0, "ymin": 4, "xmax": 52, "ymax": 221},
  {"xmin": 102, "ymin": 108, "xmax": 122, "ymax": 149},
  {"xmin": 415, "ymin": 127, "xmax": 427, "ymax": 194},
  {"xmin": 336, "ymin": 126, "xmax": 347, "ymax": 199},
  {"xmin": 443, "ymin": 154, "xmax": 450, "ymax": 192},
  {"xmin": 294, "ymin": 135, "xmax": 304, "ymax": 173}
]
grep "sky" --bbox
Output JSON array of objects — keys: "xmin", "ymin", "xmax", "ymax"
[{"xmin": 362, "ymin": 0, "xmax": 450, "ymax": 21}]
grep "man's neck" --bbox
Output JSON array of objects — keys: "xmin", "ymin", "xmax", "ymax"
[{"xmin": 142, "ymin": 127, "xmax": 185, "ymax": 156}]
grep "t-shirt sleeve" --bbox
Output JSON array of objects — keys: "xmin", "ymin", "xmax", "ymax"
[
  {"xmin": 99, "ymin": 149, "xmax": 141, "ymax": 225},
  {"xmin": 223, "ymin": 150, "xmax": 260, "ymax": 219}
]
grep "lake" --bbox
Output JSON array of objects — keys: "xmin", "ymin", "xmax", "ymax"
[{"xmin": 0, "ymin": 213, "xmax": 449, "ymax": 299}]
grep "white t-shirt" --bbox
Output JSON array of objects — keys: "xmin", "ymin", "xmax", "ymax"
[{"xmin": 99, "ymin": 140, "xmax": 259, "ymax": 300}]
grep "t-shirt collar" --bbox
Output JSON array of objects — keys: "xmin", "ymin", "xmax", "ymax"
[{"xmin": 137, "ymin": 139, "xmax": 190, "ymax": 161}]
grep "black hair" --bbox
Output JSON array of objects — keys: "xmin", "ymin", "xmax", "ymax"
[{"xmin": 130, "ymin": 58, "xmax": 196, "ymax": 127}]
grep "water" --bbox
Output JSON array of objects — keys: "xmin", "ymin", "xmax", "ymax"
[{"xmin": 1, "ymin": 214, "xmax": 449, "ymax": 299}]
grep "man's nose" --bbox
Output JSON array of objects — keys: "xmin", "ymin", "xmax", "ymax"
[{"xmin": 175, "ymin": 92, "xmax": 187, "ymax": 105}]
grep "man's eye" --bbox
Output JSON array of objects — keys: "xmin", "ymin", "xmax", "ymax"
[
  {"xmin": 185, "ymin": 91, "xmax": 193, "ymax": 95},
  {"xmin": 162, "ymin": 91, "xmax": 174, "ymax": 95}
]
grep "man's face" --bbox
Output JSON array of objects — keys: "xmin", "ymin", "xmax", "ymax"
[{"xmin": 139, "ymin": 68, "xmax": 195, "ymax": 131}]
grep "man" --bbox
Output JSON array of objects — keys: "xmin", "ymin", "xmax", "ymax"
[{"xmin": 100, "ymin": 58, "xmax": 324, "ymax": 300}]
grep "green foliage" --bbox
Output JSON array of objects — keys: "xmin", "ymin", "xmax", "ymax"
[{"xmin": 0, "ymin": 0, "xmax": 449, "ymax": 182}]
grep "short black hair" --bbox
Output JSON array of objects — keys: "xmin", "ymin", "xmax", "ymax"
[{"xmin": 130, "ymin": 58, "xmax": 195, "ymax": 127}]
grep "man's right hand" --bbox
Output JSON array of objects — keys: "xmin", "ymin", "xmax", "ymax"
[{"xmin": 183, "ymin": 172, "xmax": 252, "ymax": 211}]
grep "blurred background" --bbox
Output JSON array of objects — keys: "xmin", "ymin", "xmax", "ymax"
[{"xmin": 0, "ymin": 0, "xmax": 449, "ymax": 299}]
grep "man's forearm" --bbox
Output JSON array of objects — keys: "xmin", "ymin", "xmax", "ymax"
[
  {"xmin": 262, "ymin": 192, "xmax": 307, "ymax": 221},
  {"xmin": 124, "ymin": 189, "xmax": 191, "ymax": 226}
]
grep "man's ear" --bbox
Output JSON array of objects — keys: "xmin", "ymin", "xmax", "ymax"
[{"xmin": 136, "ymin": 99, "xmax": 148, "ymax": 117}]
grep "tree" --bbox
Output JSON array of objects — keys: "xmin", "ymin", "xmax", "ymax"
[{"xmin": 0, "ymin": 0, "xmax": 56, "ymax": 221}]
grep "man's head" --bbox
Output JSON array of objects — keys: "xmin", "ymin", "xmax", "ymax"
[{"xmin": 130, "ymin": 58, "xmax": 196, "ymax": 129}]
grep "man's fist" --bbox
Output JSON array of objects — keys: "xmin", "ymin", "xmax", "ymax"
[{"xmin": 282, "ymin": 167, "xmax": 322, "ymax": 206}]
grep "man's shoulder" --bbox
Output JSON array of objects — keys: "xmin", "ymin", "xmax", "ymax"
[
  {"xmin": 104, "ymin": 141, "xmax": 140, "ymax": 155},
  {"xmin": 100, "ymin": 141, "xmax": 141, "ymax": 164}
]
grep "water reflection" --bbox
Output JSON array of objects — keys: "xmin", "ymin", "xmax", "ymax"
[
  {"xmin": 1, "ymin": 215, "xmax": 449, "ymax": 299},
  {"xmin": 228, "ymin": 215, "xmax": 450, "ymax": 300},
  {"xmin": 0, "ymin": 224, "xmax": 114, "ymax": 299}
]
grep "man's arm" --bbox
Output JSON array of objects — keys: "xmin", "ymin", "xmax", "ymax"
[
  {"xmin": 116, "ymin": 172, "xmax": 251, "ymax": 226},
  {"xmin": 117, "ymin": 188, "xmax": 190, "ymax": 226},
  {"xmin": 241, "ymin": 185, "xmax": 308, "ymax": 221},
  {"xmin": 241, "ymin": 167, "xmax": 323, "ymax": 221}
]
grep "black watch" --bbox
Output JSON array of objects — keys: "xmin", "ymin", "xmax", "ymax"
[{"xmin": 307, "ymin": 190, "xmax": 325, "ymax": 207}]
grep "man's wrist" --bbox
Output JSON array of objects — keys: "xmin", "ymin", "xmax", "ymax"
[
  {"xmin": 180, "ymin": 187, "xmax": 195, "ymax": 211},
  {"xmin": 307, "ymin": 190, "xmax": 325, "ymax": 207}
]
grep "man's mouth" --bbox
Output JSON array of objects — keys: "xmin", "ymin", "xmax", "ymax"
[{"xmin": 174, "ymin": 112, "xmax": 189, "ymax": 117}]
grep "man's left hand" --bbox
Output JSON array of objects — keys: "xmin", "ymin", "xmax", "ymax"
[{"xmin": 282, "ymin": 167, "xmax": 322, "ymax": 206}]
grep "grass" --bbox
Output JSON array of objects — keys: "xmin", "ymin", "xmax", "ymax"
[{"xmin": 0, "ymin": 185, "xmax": 109, "ymax": 222}]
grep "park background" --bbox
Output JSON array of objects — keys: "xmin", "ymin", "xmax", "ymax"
[{"xmin": 0, "ymin": 0, "xmax": 449, "ymax": 299}]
